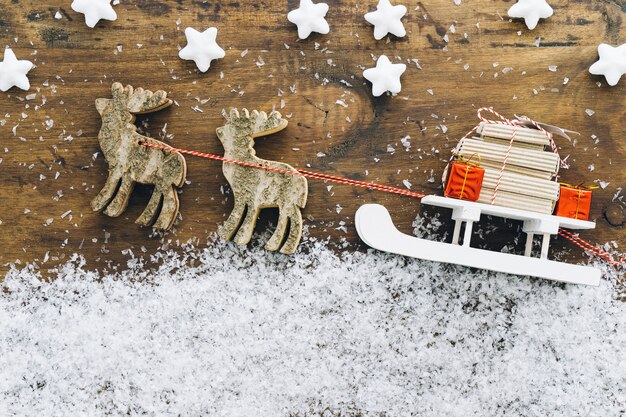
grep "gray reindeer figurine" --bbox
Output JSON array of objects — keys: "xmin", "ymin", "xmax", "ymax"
[
  {"xmin": 216, "ymin": 109, "xmax": 308, "ymax": 254},
  {"xmin": 91, "ymin": 83, "xmax": 187, "ymax": 230}
]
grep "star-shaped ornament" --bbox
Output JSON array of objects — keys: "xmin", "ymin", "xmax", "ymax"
[
  {"xmin": 363, "ymin": 55, "xmax": 406, "ymax": 97},
  {"xmin": 179, "ymin": 27, "xmax": 226, "ymax": 73},
  {"xmin": 364, "ymin": 0, "xmax": 407, "ymax": 40},
  {"xmin": 71, "ymin": 0, "xmax": 117, "ymax": 28},
  {"xmin": 508, "ymin": 0, "xmax": 553, "ymax": 30},
  {"xmin": 0, "ymin": 48, "xmax": 34, "ymax": 92},
  {"xmin": 589, "ymin": 43, "xmax": 626, "ymax": 86},
  {"xmin": 287, "ymin": 0, "xmax": 330, "ymax": 40}
]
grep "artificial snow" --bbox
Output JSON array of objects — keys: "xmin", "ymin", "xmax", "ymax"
[{"xmin": 1, "ymin": 233, "xmax": 625, "ymax": 416}]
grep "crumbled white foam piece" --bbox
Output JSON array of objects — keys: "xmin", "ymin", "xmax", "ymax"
[
  {"xmin": 410, "ymin": 58, "xmax": 422, "ymax": 69},
  {"xmin": 585, "ymin": 109, "xmax": 595, "ymax": 117},
  {"xmin": 400, "ymin": 135, "xmax": 411, "ymax": 150},
  {"xmin": 0, "ymin": 239, "xmax": 624, "ymax": 416}
]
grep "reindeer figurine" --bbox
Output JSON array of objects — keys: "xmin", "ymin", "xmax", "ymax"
[
  {"xmin": 216, "ymin": 109, "xmax": 308, "ymax": 254},
  {"xmin": 91, "ymin": 83, "xmax": 187, "ymax": 230}
]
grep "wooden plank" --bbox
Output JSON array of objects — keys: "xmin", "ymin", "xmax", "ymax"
[
  {"xmin": 478, "ymin": 122, "xmax": 553, "ymax": 146},
  {"xmin": 0, "ymin": 0, "xmax": 624, "ymax": 275},
  {"xmin": 482, "ymin": 168, "xmax": 560, "ymax": 200},
  {"xmin": 478, "ymin": 188, "xmax": 556, "ymax": 214},
  {"xmin": 458, "ymin": 138, "xmax": 560, "ymax": 172}
]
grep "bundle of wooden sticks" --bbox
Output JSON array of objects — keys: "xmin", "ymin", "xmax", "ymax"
[{"xmin": 453, "ymin": 122, "xmax": 561, "ymax": 214}]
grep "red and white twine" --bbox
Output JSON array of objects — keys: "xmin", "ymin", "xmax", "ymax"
[
  {"xmin": 491, "ymin": 125, "xmax": 518, "ymax": 205},
  {"xmin": 140, "ymin": 142, "xmax": 426, "ymax": 199}
]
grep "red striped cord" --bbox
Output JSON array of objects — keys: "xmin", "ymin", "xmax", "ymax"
[
  {"xmin": 558, "ymin": 228, "xmax": 625, "ymax": 268},
  {"xmin": 140, "ymin": 141, "xmax": 426, "ymax": 199}
]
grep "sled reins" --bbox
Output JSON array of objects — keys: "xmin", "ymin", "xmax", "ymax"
[
  {"xmin": 138, "ymin": 108, "xmax": 624, "ymax": 269},
  {"xmin": 140, "ymin": 141, "xmax": 427, "ymax": 199}
]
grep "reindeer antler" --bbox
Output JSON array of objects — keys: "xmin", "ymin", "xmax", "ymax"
[
  {"xmin": 107, "ymin": 83, "xmax": 172, "ymax": 114},
  {"xmin": 223, "ymin": 108, "xmax": 287, "ymax": 138},
  {"xmin": 127, "ymin": 86, "xmax": 172, "ymax": 114}
]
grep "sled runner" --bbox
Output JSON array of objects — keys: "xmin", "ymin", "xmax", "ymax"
[{"xmin": 355, "ymin": 197, "xmax": 601, "ymax": 286}]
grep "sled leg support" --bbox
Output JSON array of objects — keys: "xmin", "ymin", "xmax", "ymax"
[
  {"xmin": 451, "ymin": 205, "xmax": 555, "ymax": 258},
  {"xmin": 451, "ymin": 206, "xmax": 480, "ymax": 247},
  {"xmin": 521, "ymin": 219, "xmax": 558, "ymax": 259}
]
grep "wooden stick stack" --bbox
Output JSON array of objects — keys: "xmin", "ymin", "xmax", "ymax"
[{"xmin": 454, "ymin": 122, "xmax": 560, "ymax": 214}]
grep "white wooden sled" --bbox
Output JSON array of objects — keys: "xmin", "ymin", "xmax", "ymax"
[{"xmin": 355, "ymin": 196, "xmax": 601, "ymax": 285}]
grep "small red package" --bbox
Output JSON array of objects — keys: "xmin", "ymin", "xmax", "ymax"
[
  {"xmin": 555, "ymin": 184, "xmax": 597, "ymax": 220},
  {"xmin": 444, "ymin": 155, "xmax": 485, "ymax": 202}
]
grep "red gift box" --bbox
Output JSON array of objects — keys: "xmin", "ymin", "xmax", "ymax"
[
  {"xmin": 555, "ymin": 184, "xmax": 597, "ymax": 220},
  {"xmin": 444, "ymin": 155, "xmax": 485, "ymax": 202}
]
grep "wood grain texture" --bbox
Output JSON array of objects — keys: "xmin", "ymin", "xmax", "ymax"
[{"xmin": 0, "ymin": 0, "xmax": 624, "ymax": 275}]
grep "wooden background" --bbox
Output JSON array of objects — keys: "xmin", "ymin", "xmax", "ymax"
[{"xmin": 0, "ymin": 0, "xmax": 624, "ymax": 276}]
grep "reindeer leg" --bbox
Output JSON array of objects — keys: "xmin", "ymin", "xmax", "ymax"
[
  {"xmin": 265, "ymin": 208, "xmax": 289, "ymax": 252},
  {"xmin": 103, "ymin": 175, "xmax": 136, "ymax": 217},
  {"xmin": 153, "ymin": 186, "xmax": 180, "ymax": 230},
  {"xmin": 136, "ymin": 189, "xmax": 163, "ymax": 227},
  {"xmin": 233, "ymin": 204, "xmax": 260, "ymax": 246},
  {"xmin": 280, "ymin": 206, "xmax": 303, "ymax": 254},
  {"xmin": 91, "ymin": 170, "xmax": 122, "ymax": 212},
  {"xmin": 219, "ymin": 198, "xmax": 246, "ymax": 241}
]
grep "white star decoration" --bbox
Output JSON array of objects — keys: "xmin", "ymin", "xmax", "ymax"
[
  {"xmin": 508, "ymin": 0, "xmax": 553, "ymax": 30},
  {"xmin": 363, "ymin": 55, "xmax": 406, "ymax": 97},
  {"xmin": 0, "ymin": 48, "xmax": 34, "ymax": 92},
  {"xmin": 179, "ymin": 27, "xmax": 226, "ymax": 73},
  {"xmin": 364, "ymin": 0, "xmax": 407, "ymax": 40},
  {"xmin": 287, "ymin": 0, "xmax": 330, "ymax": 40},
  {"xmin": 71, "ymin": 0, "xmax": 117, "ymax": 28},
  {"xmin": 589, "ymin": 43, "xmax": 626, "ymax": 86}
]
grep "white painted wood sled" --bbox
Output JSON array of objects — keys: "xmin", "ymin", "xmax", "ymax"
[{"xmin": 355, "ymin": 196, "xmax": 601, "ymax": 286}]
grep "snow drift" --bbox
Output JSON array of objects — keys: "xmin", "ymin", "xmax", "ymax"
[{"xmin": 1, "ymin": 236, "xmax": 624, "ymax": 416}]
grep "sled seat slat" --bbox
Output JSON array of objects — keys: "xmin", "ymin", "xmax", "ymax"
[{"xmin": 422, "ymin": 196, "xmax": 595, "ymax": 232}]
